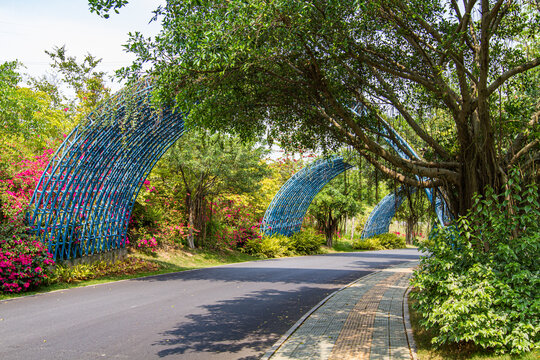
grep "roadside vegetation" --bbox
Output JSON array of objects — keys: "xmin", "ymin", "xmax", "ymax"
[{"xmin": 409, "ymin": 295, "xmax": 540, "ymax": 360}]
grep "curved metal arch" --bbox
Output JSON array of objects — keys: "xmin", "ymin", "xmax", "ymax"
[
  {"xmin": 260, "ymin": 157, "xmax": 353, "ymax": 236},
  {"xmin": 360, "ymin": 187, "xmax": 413, "ymax": 239},
  {"xmin": 28, "ymin": 80, "xmax": 186, "ymax": 260},
  {"xmin": 349, "ymin": 105, "xmax": 452, "ymax": 225}
]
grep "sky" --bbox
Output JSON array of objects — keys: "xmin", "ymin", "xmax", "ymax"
[{"xmin": 0, "ymin": 0, "xmax": 163, "ymax": 91}]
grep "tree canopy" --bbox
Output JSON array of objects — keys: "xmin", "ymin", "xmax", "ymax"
[{"xmin": 93, "ymin": 0, "xmax": 539, "ymax": 216}]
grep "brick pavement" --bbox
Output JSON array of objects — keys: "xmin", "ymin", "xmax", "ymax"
[{"xmin": 262, "ymin": 261, "xmax": 419, "ymax": 360}]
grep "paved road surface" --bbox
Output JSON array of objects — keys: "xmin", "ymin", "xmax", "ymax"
[{"xmin": 0, "ymin": 249, "xmax": 420, "ymax": 360}]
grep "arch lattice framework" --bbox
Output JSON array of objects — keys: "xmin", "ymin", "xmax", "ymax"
[
  {"xmin": 28, "ymin": 81, "xmax": 186, "ymax": 260},
  {"xmin": 261, "ymin": 105, "xmax": 452, "ymax": 238},
  {"xmin": 360, "ymin": 187, "xmax": 415, "ymax": 239},
  {"xmin": 260, "ymin": 157, "xmax": 353, "ymax": 237},
  {"xmin": 28, "ymin": 83, "xmax": 451, "ymax": 260}
]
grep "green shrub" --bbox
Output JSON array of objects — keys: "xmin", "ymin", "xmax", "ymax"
[
  {"xmin": 376, "ymin": 233, "xmax": 406, "ymax": 249},
  {"xmin": 411, "ymin": 174, "xmax": 539, "ymax": 355},
  {"xmin": 291, "ymin": 228, "xmax": 324, "ymax": 255},
  {"xmin": 352, "ymin": 233, "xmax": 406, "ymax": 250},
  {"xmin": 352, "ymin": 237, "xmax": 384, "ymax": 250},
  {"xmin": 242, "ymin": 234, "xmax": 294, "ymax": 258},
  {"xmin": 51, "ymin": 257, "xmax": 161, "ymax": 283}
]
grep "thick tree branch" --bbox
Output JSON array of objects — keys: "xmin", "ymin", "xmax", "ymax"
[
  {"xmin": 365, "ymin": 68, "xmax": 453, "ymax": 159},
  {"xmin": 508, "ymin": 139, "xmax": 540, "ymax": 167},
  {"xmin": 360, "ymin": 150, "xmax": 445, "ymax": 188},
  {"xmin": 487, "ymin": 58, "xmax": 540, "ymax": 96},
  {"xmin": 312, "ymin": 93, "xmax": 460, "ymax": 183}
]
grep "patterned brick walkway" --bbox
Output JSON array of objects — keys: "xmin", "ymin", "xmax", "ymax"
[{"xmin": 262, "ymin": 261, "xmax": 418, "ymax": 360}]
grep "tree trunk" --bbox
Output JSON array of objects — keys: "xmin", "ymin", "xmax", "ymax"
[
  {"xmin": 405, "ymin": 217, "xmax": 415, "ymax": 245},
  {"xmin": 350, "ymin": 216, "xmax": 356, "ymax": 241},
  {"xmin": 187, "ymin": 201, "xmax": 195, "ymax": 249},
  {"xmin": 325, "ymin": 211, "xmax": 334, "ymax": 248},
  {"xmin": 375, "ymin": 169, "xmax": 379, "ymax": 203},
  {"xmin": 453, "ymin": 117, "xmax": 502, "ymax": 217}
]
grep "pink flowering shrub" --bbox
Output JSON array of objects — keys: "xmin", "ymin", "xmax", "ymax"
[
  {"xmin": 0, "ymin": 222, "xmax": 54, "ymax": 293},
  {"xmin": 136, "ymin": 234, "xmax": 158, "ymax": 254},
  {"xmin": 208, "ymin": 196, "xmax": 262, "ymax": 250},
  {"xmin": 0, "ymin": 145, "xmax": 53, "ymax": 221}
]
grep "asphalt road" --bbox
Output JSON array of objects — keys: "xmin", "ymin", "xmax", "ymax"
[{"xmin": 0, "ymin": 249, "xmax": 420, "ymax": 360}]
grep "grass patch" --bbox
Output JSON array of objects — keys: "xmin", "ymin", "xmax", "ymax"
[
  {"xmin": 0, "ymin": 248, "xmax": 263, "ymax": 301},
  {"xmin": 408, "ymin": 293, "xmax": 539, "ymax": 360}
]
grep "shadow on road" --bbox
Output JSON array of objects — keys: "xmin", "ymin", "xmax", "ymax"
[{"xmin": 153, "ymin": 286, "xmax": 331, "ymax": 359}]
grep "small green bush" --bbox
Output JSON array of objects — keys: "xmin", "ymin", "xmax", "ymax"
[
  {"xmin": 291, "ymin": 228, "xmax": 324, "ymax": 255},
  {"xmin": 411, "ymin": 174, "xmax": 539, "ymax": 355},
  {"xmin": 352, "ymin": 233, "xmax": 406, "ymax": 250},
  {"xmin": 352, "ymin": 237, "xmax": 384, "ymax": 250},
  {"xmin": 376, "ymin": 233, "xmax": 406, "ymax": 249},
  {"xmin": 242, "ymin": 234, "xmax": 293, "ymax": 258}
]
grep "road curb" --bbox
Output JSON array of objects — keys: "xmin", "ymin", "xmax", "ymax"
[{"xmin": 403, "ymin": 286, "xmax": 418, "ymax": 360}]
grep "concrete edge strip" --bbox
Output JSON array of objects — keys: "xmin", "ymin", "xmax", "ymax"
[
  {"xmin": 260, "ymin": 261, "xmax": 418, "ymax": 360},
  {"xmin": 403, "ymin": 285, "xmax": 419, "ymax": 360}
]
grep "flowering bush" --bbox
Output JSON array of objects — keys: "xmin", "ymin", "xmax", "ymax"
[
  {"xmin": 136, "ymin": 234, "xmax": 158, "ymax": 254},
  {"xmin": 0, "ymin": 222, "xmax": 54, "ymax": 293},
  {"xmin": 208, "ymin": 196, "xmax": 262, "ymax": 250},
  {"xmin": 0, "ymin": 145, "xmax": 53, "ymax": 222}
]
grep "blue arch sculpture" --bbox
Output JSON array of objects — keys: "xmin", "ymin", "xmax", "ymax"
[
  {"xmin": 360, "ymin": 187, "xmax": 412, "ymax": 239},
  {"xmin": 27, "ymin": 80, "xmax": 186, "ymax": 260},
  {"xmin": 260, "ymin": 157, "xmax": 353, "ymax": 236},
  {"xmin": 259, "ymin": 105, "xmax": 451, "ymax": 239},
  {"xmin": 28, "ymin": 81, "xmax": 451, "ymax": 260}
]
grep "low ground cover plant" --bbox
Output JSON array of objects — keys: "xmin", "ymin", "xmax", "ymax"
[
  {"xmin": 411, "ymin": 174, "xmax": 539, "ymax": 355},
  {"xmin": 51, "ymin": 257, "xmax": 162, "ymax": 283}
]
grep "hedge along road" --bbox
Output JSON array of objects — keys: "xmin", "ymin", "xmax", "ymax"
[{"xmin": 0, "ymin": 249, "xmax": 420, "ymax": 360}]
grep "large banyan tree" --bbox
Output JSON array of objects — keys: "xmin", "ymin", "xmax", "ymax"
[{"xmin": 91, "ymin": 0, "xmax": 539, "ymax": 217}]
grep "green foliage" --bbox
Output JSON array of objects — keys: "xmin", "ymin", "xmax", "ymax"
[
  {"xmin": 411, "ymin": 172, "xmax": 539, "ymax": 355},
  {"xmin": 31, "ymin": 46, "xmax": 111, "ymax": 126},
  {"xmin": 0, "ymin": 61, "xmax": 68, "ymax": 144},
  {"xmin": 352, "ymin": 232, "xmax": 406, "ymax": 250},
  {"xmin": 116, "ymin": 0, "xmax": 539, "ymax": 216},
  {"xmin": 88, "ymin": 0, "xmax": 128, "ymax": 18},
  {"xmin": 308, "ymin": 169, "xmax": 363, "ymax": 245},
  {"xmin": 243, "ymin": 234, "xmax": 294, "ymax": 258},
  {"xmin": 352, "ymin": 237, "xmax": 384, "ymax": 251},
  {"xmin": 146, "ymin": 128, "xmax": 269, "ymax": 248},
  {"xmin": 291, "ymin": 228, "xmax": 324, "ymax": 255},
  {"xmin": 376, "ymin": 233, "xmax": 407, "ymax": 249},
  {"xmin": 51, "ymin": 257, "xmax": 161, "ymax": 283},
  {"xmin": 243, "ymin": 229, "xmax": 325, "ymax": 258}
]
